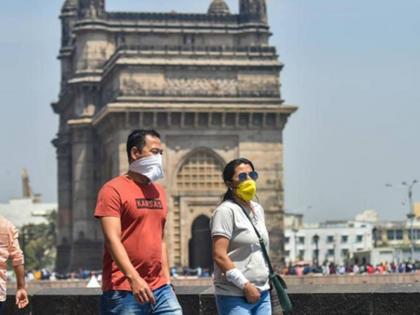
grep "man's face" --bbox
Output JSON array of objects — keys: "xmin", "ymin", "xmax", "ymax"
[{"xmin": 131, "ymin": 135, "xmax": 163, "ymax": 161}]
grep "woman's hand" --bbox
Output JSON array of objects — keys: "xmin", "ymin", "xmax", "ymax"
[{"xmin": 243, "ymin": 282, "xmax": 260, "ymax": 304}]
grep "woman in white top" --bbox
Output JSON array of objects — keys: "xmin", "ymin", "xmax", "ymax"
[{"xmin": 211, "ymin": 158, "xmax": 271, "ymax": 315}]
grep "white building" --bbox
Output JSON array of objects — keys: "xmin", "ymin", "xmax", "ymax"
[
  {"xmin": 0, "ymin": 197, "xmax": 57, "ymax": 227},
  {"xmin": 284, "ymin": 215, "xmax": 374, "ymax": 266},
  {"xmin": 0, "ymin": 169, "xmax": 57, "ymax": 228}
]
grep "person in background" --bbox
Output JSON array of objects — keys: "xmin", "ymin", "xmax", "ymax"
[
  {"xmin": 0, "ymin": 216, "xmax": 29, "ymax": 314},
  {"xmin": 211, "ymin": 158, "xmax": 271, "ymax": 315}
]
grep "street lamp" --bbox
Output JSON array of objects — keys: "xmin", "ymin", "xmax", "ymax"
[
  {"xmin": 313, "ymin": 234, "xmax": 320, "ymax": 267},
  {"xmin": 292, "ymin": 228, "xmax": 298, "ymax": 263},
  {"xmin": 407, "ymin": 213, "xmax": 415, "ymax": 262},
  {"xmin": 402, "ymin": 180, "xmax": 418, "ymax": 213},
  {"xmin": 386, "ymin": 180, "xmax": 418, "ymax": 262},
  {"xmin": 372, "ymin": 227, "xmax": 378, "ymax": 248},
  {"xmin": 402, "ymin": 180, "xmax": 418, "ymax": 262}
]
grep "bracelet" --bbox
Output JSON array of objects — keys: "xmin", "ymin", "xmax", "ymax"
[{"xmin": 225, "ymin": 268, "xmax": 249, "ymax": 290}]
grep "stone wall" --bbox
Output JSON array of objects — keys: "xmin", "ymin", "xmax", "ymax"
[{"xmin": 3, "ymin": 284, "xmax": 420, "ymax": 315}]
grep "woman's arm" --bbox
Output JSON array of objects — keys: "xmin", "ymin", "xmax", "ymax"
[
  {"xmin": 212, "ymin": 236, "xmax": 234, "ymax": 272},
  {"xmin": 212, "ymin": 235, "xmax": 261, "ymax": 304}
]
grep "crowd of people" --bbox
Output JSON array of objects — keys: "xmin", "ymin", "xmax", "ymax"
[
  {"xmin": 282, "ymin": 261, "xmax": 419, "ymax": 276},
  {"xmin": 15, "ymin": 261, "xmax": 420, "ymax": 284}
]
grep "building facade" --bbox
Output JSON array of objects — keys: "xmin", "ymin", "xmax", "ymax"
[
  {"xmin": 285, "ymin": 220, "xmax": 374, "ymax": 266},
  {"xmin": 52, "ymin": 0, "xmax": 296, "ymax": 272},
  {"xmin": 0, "ymin": 169, "xmax": 56, "ymax": 228}
]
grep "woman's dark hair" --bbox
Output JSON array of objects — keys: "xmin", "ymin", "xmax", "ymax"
[
  {"xmin": 222, "ymin": 158, "xmax": 255, "ymax": 201},
  {"xmin": 126, "ymin": 129, "xmax": 160, "ymax": 162}
]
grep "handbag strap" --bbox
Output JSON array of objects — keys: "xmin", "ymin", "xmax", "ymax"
[{"xmin": 233, "ymin": 201, "xmax": 275, "ymax": 275}]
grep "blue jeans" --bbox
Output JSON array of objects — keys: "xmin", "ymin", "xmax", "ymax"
[
  {"xmin": 215, "ymin": 290, "xmax": 271, "ymax": 315},
  {"xmin": 100, "ymin": 284, "xmax": 182, "ymax": 315}
]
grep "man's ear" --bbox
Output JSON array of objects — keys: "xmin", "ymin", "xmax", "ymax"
[{"xmin": 130, "ymin": 146, "xmax": 141, "ymax": 161}]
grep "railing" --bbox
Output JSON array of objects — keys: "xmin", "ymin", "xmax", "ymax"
[
  {"xmin": 107, "ymin": 12, "xmax": 240, "ymax": 23},
  {"xmin": 114, "ymin": 44, "xmax": 277, "ymax": 55}
]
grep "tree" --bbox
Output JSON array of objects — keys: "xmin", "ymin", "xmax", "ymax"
[{"xmin": 20, "ymin": 211, "xmax": 57, "ymax": 271}]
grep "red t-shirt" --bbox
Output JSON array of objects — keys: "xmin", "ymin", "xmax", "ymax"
[{"xmin": 94, "ymin": 175, "xmax": 168, "ymax": 291}]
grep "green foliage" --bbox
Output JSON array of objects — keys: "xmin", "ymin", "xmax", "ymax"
[{"xmin": 19, "ymin": 211, "xmax": 57, "ymax": 271}]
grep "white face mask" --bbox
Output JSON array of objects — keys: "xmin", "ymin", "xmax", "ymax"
[{"xmin": 129, "ymin": 154, "xmax": 164, "ymax": 182}]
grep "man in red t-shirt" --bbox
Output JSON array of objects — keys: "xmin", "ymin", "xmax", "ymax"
[{"xmin": 95, "ymin": 129, "xmax": 182, "ymax": 315}]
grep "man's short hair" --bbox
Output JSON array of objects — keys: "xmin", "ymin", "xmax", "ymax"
[{"xmin": 126, "ymin": 129, "xmax": 161, "ymax": 161}]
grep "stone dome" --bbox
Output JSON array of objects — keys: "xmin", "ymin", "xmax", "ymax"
[{"xmin": 208, "ymin": 0, "xmax": 231, "ymax": 15}]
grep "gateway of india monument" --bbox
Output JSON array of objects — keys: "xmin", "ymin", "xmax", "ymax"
[{"xmin": 52, "ymin": 0, "xmax": 297, "ymax": 273}]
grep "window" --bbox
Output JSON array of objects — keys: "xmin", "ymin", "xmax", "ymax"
[
  {"xmin": 252, "ymin": 113, "xmax": 263, "ymax": 127},
  {"xmin": 184, "ymin": 113, "xmax": 195, "ymax": 127},
  {"xmin": 327, "ymin": 236, "xmax": 334, "ymax": 243},
  {"xmin": 298, "ymin": 237, "xmax": 305, "ymax": 244},
  {"xmin": 285, "ymin": 237, "xmax": 290, "ymax": 244},
  {"xmin": 409, "ymin": 229, "xmax": 420, "ymax": 240},
  {"xmin": 211, "ymin": 113, "xmax": 222, "ymax": 126},
  {"xmin": 157, "ymin": 112, "xmax": 167, "ymax": 127},
  {"xmin": 176, "ymin": 151, "xmax": 224, "ymax": 190},
  {"xmin": 171, "ymin": 113, "xmax": 181, "ymax": 127},
  {"xmin": 266, "ymin": 113, "xmax": 276, "ymax": 127},
  {"xmin": 356, "ymin": 235, "xmax": 363, "ymax": 243},
  {"xmin": 341, "ymin": 235, "xmax": 348, "ymax": 243},
  {"xmin": 327, "ymin": 249, "xmax": 334, "ymax": 257},
  {"xmin": 298, "ymin": 250, "xmax": 305, "ymax": 259},
  {"xmin": 198, "ymin": 113, "xmax": 209, "ymax": 126},
  {"xmin": 239, "ymin": 113, "xmax": 249, "ymax": 126},
  {"xmin": 341, "ymin": 249, "xmax": 349, "ymax": 257},
  {"xmin": 387, "ymin": 229, "xmax": 403, "ymax": 241}
]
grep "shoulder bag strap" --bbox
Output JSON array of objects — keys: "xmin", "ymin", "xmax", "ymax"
[{"xmin": 233, "ymin": 201, "xmax": 275, "ymax": 275}]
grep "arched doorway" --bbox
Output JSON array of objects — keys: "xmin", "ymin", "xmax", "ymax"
[{"xmin": 189, "ymin": 215, "xmax": 213, "ymax": 271}]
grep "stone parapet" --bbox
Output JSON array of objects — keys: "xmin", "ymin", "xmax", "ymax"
[{"xmin": 3, "ymin": 284, "xmax": 420, "ymax": 315}]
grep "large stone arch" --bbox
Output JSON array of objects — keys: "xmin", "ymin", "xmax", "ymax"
[
  {"xmin": 170, "ymin": 148, "xmax": 226, "ymax": 267},
  {"xmin": 172, "ymin": 147, "xmax": 225, "ymax": 192}
]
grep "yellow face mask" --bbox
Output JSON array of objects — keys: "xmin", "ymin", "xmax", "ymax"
[{"xmin": 235, "ymin": 179, "xmax": 257, "ymax": 202}]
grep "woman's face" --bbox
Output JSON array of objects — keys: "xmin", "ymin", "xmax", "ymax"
[{"xmin": 230, "ymin": 163, "xmax": 254, "ymax": 188}]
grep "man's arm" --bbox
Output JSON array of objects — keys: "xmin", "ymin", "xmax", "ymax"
[
  {"xmin": 8, "ymin": 225, "xmax": 28, "ymax": 309},
  {"xmin": 100, "ymin": 217, "xmax": 156, "ymax": 304},
  {"xmin": 161, "ymin": 239, "xmax": 171, "ymax": 282},
  {"xmin": 13, "ymin": 264, "xmax": 28, "ymax": 309}
]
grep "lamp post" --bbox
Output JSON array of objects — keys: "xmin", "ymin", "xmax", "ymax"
[
  {"xmin": 292, "ymin": 228, "xmax": 298, "ymax": 263},
  {"xmin": 407, "ymin": 213, "xmax": 415, "ymax": 262},
  {"xmin": 386, "ymin": 180, "xmax": 418, "ymax": 262},
  {"xmin": 372, "ymin": 227, "xmax": 378, "ymax": 248},
  {"xmin": 313, "ymin": 234, "xmax": 320, "ymax": 267},
  {"xmin": 402, "ymin": 180, "xmax": 418, "ymax": 262}
]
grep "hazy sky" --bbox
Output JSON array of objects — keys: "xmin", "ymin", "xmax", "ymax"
[{"xmin": 0, "ymin": 0, "xmax": 419, "ymax": 222}]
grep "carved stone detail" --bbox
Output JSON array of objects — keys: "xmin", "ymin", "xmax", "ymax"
[{"xmin": 118, "ymin": 75, "xmax": 279, "ymax": 98}]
